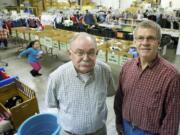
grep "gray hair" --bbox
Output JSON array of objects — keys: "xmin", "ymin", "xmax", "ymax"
[
  {"xmin": 134, "ymin": 20, "xmax": 162, "ymax": 41},
  {"xmin": 69, "ymin": 32, "xmax": 97, "ymax": 48}
]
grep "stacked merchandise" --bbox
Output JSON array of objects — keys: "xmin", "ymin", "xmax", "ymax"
[{"xmin": 97, "ymin": 38, "xmax": 133, "ymax": 66}]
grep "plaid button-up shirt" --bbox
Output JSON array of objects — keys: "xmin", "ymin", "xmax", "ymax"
[
  {"xmin": 47, "ymin": 60, "xmax": 115, "ymax": 134},
  {"xmin": 114, "ymin": 56, "xmax": 180, "ymax": 135}
]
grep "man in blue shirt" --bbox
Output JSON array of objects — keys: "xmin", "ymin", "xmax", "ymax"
[{"xmin": 83, "ymin": 10, "xmax": 97, "ymax": 28}]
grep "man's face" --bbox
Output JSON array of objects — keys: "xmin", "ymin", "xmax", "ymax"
[
  {"xmin": 134, "ymin": 28, "xmax": 160, "ymax": 62},
  {"xmin": 69, "ymin": 37, "xmax": 97, "ymax": 74}
]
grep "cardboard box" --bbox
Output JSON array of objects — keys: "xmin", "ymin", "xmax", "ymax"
[
  {"xmin": 60, "ymin": 42, "xmax": 68, "ymax": 51},
  {"xmin": 24, "ymin": 33, "xmax": 30, "ymax": 41},
  {"xmin": 18, "ymin": 32, "xmax": 25, "ymax": 40},
  {"xmin": 44, "ymin": 36, "xmax": 53, "ymax": 48},
  {"xmin": 118, "ymin": 52, "xmax": 133, "ymax": 66},
  {"xmin": 0, "ymin": 80, "xmax": 39, "ymax": 129},
  {"xmin": 39, "ymin": 37, "xmax": 45, "ymax": 46},
  {"xmin": 107, "ymin": 51, "xmax": 119, "ymax": 65},
  {"xmin": 97, "ymin": 48, "xmax": 107, "ymax": 62},
  {"xmin": 53, "ymin": 40, "xmax": 59, "ymax": 49},
  {"xmin": 107, "ymin": 50, "xmax": 133, "ymax": 65},
  {"xmin": 11, "ymin": 29, "xmax": 17, "ymax": 38}
]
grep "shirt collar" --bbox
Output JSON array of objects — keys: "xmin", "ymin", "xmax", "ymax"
[
  {"xmin": 136, "ymin": 55, "xmax": 160, "ymax": 69},
  {"xmin": 70, "ymin": 61, "xmax": 78, "ymax": 77}
]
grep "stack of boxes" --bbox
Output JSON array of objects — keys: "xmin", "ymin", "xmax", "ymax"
[
  {"xmin": 97, "ymin": 38, "xmax": 133, "ymax": 66},
  {"xmin": 12, "ymin": 26, "xmax": 134, "ymax": 66}
]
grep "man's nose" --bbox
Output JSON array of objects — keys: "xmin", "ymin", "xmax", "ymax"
[{"xmin": 82, "ymin": 53, "xmax": 90, "ymax": 60}]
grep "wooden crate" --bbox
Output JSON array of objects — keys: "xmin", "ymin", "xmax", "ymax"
[{"xmin": 0, "ymin": 80, "xmax": 39, "ymax": 129}]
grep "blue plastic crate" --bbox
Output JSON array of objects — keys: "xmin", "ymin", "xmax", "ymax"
[{"xmin": 0, "ymin": 67, "xmax": 18, "ymax": 87}]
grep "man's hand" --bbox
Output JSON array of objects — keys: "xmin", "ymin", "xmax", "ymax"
[{"xmin": 116, "ymin": 124, "xmax": 124, "ymax": 135}]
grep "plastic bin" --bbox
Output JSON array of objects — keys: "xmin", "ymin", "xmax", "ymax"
[
  {"xmin": 17, "ymin": 113, "xmax": 61, "ymax": 135},
  {"xmin": 0, "ymin": 67, "xmax": 18, "ymax": 87}
]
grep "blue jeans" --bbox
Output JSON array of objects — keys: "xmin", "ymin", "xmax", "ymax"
[{"xmin": 123, "ymin": 119, "xmax": 156, "ymax": 135}]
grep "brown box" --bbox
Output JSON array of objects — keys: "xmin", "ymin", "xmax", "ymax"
[{"xmin": 0, "ymin": 80, "xmax": 39, "ymax": 129}]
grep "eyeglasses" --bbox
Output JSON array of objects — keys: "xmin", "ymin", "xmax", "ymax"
[
  {"xmin": 70, "ymin": 49, "xmax": 97, "ymax": 57},
  {"xmin": 135, "ymin": 36, "xmax": 158, "ymax": 42}
]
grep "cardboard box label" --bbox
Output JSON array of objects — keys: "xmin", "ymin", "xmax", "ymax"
[
  {"xmin": 30, "ymin": 34, "xmax": 35, "ymax": 41},
  {"xmin": 53, "ymin": 40, "xmax": 59, "ymax": 49},
  {"xmin": 119, "ymin": 54, "xmax": 132, "ymax": 66},
  {"xmin": 45, "ymin": 37, "xmax": 52, "ymax": 48},
  {"xmin": 119, "ymin": 56, "xmax": 128, "ymax": 66},
  {"xmin": 11, "ymin": 30, "xmax": 16, "ymax": 38},
  {"xmin": 107, "ymin": 52, "xmax": 119, "ymax": 64},
  {"xmin": 97, "ymin": 50, "xmax": 106, "ymax": 62},
  {"xmin": 18, "ymin": 32, "xmax": 24, "ymax": 39},
  {"xmin": 60, "ymin": 42, "xmax": 67, "ymax": 50},
  {"xmin": 25, "ymin": 33, "xmax": 29, "ymax": 40},
  {"xmin": 40, "ymin": 37, "xmax": 45, "ymax": 46}
]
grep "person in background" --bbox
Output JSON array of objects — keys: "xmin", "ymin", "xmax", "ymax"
[
  {"xmin": 70, "ymin": 11, "xmax": 84, "ymax": 31},
  {"xmin": 143, "ymin": 9, "xmax": 150, "ymax": 18},
  {"xmin": 77, "ymin": 13, "xmax": 85, "ymax": 31},
  {"xmin": 114, "ymin": 20, "xmax": 180, "ymax": 135},
  {"xmin": 54, "ymin": 11, "xmax": 64, "ymax": 28},
  {"xmin": 46, "ymin": 32, "xmax": 115, "ymax": 135},
  {"xmin": 105, "ymin": 11, "xmax": 113, "ymax": 24},
  {"xmin": 97, "ymin": 11, "xmax": 106, "ymax": 23},
  {"xmin": 0, "ymin": 22, "xmax": 9, "ymax": 48},
  {"xmin": 83, "ymin": 10, "xmax": 97, "ymax": 28},
  {"xmin": 19, "ymin": 40, "xmax": 43, "ymax": 77},
  {"xmin": 70, "ymin": 11, "xmax": 82, "ymax": 26}
]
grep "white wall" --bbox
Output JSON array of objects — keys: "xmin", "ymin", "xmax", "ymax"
[
  {"xmin": 160, "ymin": 0, "xmax": 180, "ymax": 10},
  {"xmin": 0, "ymin": 0, "xmax": 17, "ymax": 8},
  {"xmin": 119, "ymin": 0, "xmax": 133, "ymax": 11},
  {"xmin": 93, "ymin": 0, "xmax": 180, "ymax": 11},
  {"xmin": 92, "ymin": 0, "xmax": 133, "ymax": 10},
  {"xmin": 92, "ymin": 0, "xmax": 121, "ymax": 9}
]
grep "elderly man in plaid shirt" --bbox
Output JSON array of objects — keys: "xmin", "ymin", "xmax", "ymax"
[{"xmin": 0, "ymin": 25, "xmax": 9, "ymax": 48}]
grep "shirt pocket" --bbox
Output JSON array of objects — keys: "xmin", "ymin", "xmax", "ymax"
[{"xmin": 144, "ymin": 88, "xmax": 162, "ymax": 108}]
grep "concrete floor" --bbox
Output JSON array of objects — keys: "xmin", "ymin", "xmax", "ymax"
[{"xmin": 0, "ymin": 42, "xmax": 180, "ymax": 135}]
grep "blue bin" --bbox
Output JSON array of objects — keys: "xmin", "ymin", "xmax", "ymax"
[
  {"xmin": 17, "ymin": 113, "xmax": 61, "ymax": 135},
  {"xmin": 0, "ymin": 67, "xmax": 18, "ymax": 87}
]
